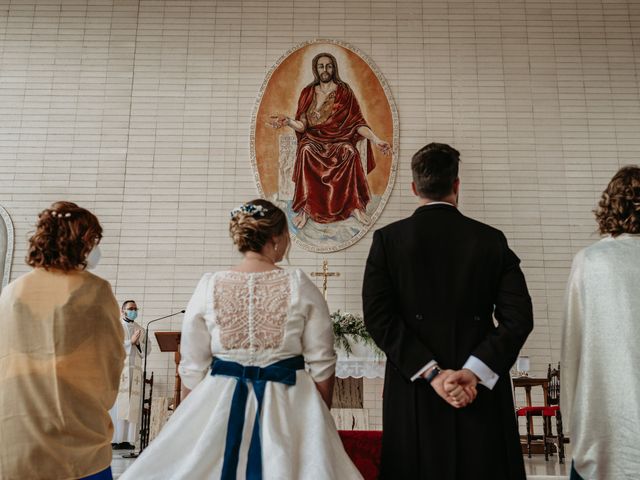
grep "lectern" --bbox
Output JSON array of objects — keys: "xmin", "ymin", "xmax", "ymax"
[{"xmin": 154, "ymin": 331, "xmax": 182, "ymax": 409}]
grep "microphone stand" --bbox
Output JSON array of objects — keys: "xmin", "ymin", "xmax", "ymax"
[{"xmin": 122, "ymin": 309, "xmax": 185, "ymax": 458}]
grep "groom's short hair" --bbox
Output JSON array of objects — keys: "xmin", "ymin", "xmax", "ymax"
[{"xmin": 411, "ymin": 143, "xmax": 460, "ymax": 200}]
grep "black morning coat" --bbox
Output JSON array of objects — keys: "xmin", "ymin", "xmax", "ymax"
[{"xmin": 362, "ymin": 204, "xmax": 534, "ymax": 480}]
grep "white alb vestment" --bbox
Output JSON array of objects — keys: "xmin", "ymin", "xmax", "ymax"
[
  {"xmin": 562, "ymin": 234, "xmax": 640, "ymax": 479},
  {"xmin": 110, "ymin": 317, "xmax": 151, "ymax": 444},
  {"xmin": 121, "ymin": 269, "xmax": 362, "ymax": 480}
]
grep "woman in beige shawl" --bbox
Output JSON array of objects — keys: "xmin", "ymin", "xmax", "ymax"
[
  {"xmin": 0, "ymin": 201, "xmax": 124, "ymax": 480},
  {"xmin": 562, "ymin": 166, "xmax": 640, "ymax": 480}
]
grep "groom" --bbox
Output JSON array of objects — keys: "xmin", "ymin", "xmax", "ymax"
[{"xmin": 362, "ymin": 143, "xmax": 533, "ymax": 479}]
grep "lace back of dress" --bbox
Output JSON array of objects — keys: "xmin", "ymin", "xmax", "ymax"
[{"xmin": 213, "ymin": 270, "xmax": 291, "ymax": 353}]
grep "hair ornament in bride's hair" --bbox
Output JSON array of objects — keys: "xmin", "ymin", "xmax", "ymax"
[
  {"xmin": 230, "ymin": 203, "xmax": 268, "ymax": 219},
  {"xmin": 50, "ymin": 210, "xmax": 72, "ymax": 219}
]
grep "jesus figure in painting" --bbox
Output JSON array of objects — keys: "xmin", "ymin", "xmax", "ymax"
[{"xmin": 269, "ymin": 53, "xmax": 391, "ymax": 229}]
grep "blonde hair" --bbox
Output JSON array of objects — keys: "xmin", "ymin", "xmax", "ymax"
[{"xmin": 229, "ymin": 199, "xmax": 288, "ymax": 253}]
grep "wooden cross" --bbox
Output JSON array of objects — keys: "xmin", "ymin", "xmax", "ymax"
[{"xmin": 311, "ymin": 260, "xmax": 341, "ymax": 300}]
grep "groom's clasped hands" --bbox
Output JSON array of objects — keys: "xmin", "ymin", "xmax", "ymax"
[{"xmin": 431, "ymin": 368, "xmax": 479, "ymax": 409}]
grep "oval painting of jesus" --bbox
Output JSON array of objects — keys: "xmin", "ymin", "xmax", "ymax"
[{"xmin": 251, "ymin": 39, "xmax": 398, "ymax": 253}]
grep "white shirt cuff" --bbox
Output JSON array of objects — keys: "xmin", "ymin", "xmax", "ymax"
[
  {"xmin": 411, "ymin": 360, "xmax": 437, "ymax": 382},
  {"xmin": 463, "ymin": 356, "xmax": 499, "ymax": 390}
]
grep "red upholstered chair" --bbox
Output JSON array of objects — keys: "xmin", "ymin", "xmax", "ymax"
[
  {"xmin": 541, "ymin": 364, "xmax": 566, "ymax": 463},
  {"xmin": 516, "ymin": 363, "xmax": 566, "ymax": 463}
]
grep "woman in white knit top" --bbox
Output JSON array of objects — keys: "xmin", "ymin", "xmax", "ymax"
[{"xmin": 561, "ymin": 166, "xmax": 640, "ymax": 480}]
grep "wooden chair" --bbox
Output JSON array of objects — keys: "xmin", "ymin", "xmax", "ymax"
[
  {"xmin": 515, "ymin": 363, "xmax": 566, "ymax": 463},
  {"xmin": 541, "ymin": 363, "xmax": 566, "ymax": 463},
  {"xmin": 139, "ymin": 372, "xmax": 154, "ymax": 452},
  {"xmin": 516, "ymin": 397, "xmax": 543, "ymax": 459}
]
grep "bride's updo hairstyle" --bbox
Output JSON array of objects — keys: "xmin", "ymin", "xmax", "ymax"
[{"xmin": 229, "ymin": 199, "xmax": 288, "ymax": 253}]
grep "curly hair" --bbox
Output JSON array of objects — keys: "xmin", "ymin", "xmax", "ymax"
[
  {"xmin": 229, "ymin": 199, "xmax": 288, "ymax": 253},
  {"xmin": 26, "ymin": 201, "xmax": 103, "ymax": 272},
  {"xmin": 594, "ymin": 166, "xmax": 640, "ymax": 236}
]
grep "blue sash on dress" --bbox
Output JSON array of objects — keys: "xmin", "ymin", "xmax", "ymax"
[
  {"xmin": 210, "ymin": 355, "xmax": 305, "ymax": 480},
  {"xmin": 79, "ymin": 466, "xmax": 112, "ymax": 480}
]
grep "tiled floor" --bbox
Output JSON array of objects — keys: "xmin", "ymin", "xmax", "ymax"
[
  {"xmin": 525, "ymin": 455, "xmax": 570, "ymax": 480},
  {"xmin": 111, "ymin": 449, "xmax": 136, "ymax": 479},
  {"xmin": 112, "ymin": 449, "xmax": 570, "ymax": 479},
  {"xmin": 525, "ymin": 442, "xmax": 571, "ymax": 480}
]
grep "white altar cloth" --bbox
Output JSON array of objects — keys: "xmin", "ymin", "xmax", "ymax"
[{"xmin": 335, "ymin": 335, "xmax": 385, "ymax": 379}]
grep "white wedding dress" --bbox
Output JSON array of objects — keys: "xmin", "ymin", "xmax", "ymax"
[{"xmin": 120, "ymin": 268, "xmax": 362, "ymax": 480}]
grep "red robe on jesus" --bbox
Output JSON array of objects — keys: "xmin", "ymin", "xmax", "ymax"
[{"xmin": 292, "ymin": 83, "xmax": 376, "ymax": 224}]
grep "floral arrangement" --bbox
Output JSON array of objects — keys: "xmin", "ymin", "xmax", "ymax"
[{"xmin": 331, "ymin": 310, "xmax": 383, "ymax": 357}]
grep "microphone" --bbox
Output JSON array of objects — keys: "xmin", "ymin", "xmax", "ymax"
[
  {"xmin": 125, "ymin": 309, "xmax": 185, "ymax": 458},
  {"xmin": 142, "ymin": 310, "xmax": 186, "ymax": 385},
  {"xmin": 141, "ymin": 310, "xmax": 185, "ymax": 440},
  {"xmin": 146, "ymin": 309, "xmax": 186, "ymax": 328}
]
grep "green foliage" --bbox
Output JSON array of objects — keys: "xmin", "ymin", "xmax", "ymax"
[{"xmin": 331, "ymin": 310, "xmax": 383, "ymax": 357}]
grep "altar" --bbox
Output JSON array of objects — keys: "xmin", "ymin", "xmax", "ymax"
[
  {"xmin": 334, "ymin": 341, "xmax": 385, "ymax": 480},
  {"xmin": 332, "ymin": 333, "xmax": 385, "ymax": 427},
  {"xmin": 336, "ymin": 339, "xmax": 386, "ymax": 380}
]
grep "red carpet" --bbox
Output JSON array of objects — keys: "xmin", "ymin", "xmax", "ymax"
[{"xmin": 338, "ymin": 430, "xmax": 382, "ymax": 480}]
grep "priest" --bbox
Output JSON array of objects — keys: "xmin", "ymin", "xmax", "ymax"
[{"xmin": 110, "ymin": 299, "xmax": 151, "ymax": 450}]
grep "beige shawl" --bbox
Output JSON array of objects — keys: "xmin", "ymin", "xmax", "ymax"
[{"xmin": 0, "ymin": 268, "xmax": 124, "ymax": 480}]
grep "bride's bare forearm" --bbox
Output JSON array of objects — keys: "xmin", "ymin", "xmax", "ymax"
[
  {"xmin": 315, "ymin": 375, "xmax": 335, "ymax": 409},
  {"xmin": 181, "ymin": 384, "xmax": 192, "ymax": 401}
]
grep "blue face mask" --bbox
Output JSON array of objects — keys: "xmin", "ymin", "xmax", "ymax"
[{"xmin": 125, "ymin": 309, "xmax": 138, "ymax": 321}]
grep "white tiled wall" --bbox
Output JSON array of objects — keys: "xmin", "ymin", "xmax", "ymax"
[{"xmin": 2, "ymin": 0, "xmax": 639, "ymax": 430}]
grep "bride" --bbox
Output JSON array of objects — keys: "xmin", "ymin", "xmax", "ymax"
[{"xmin": 120, "ymin": 199, "xmax": 362, "ymax": 480}]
